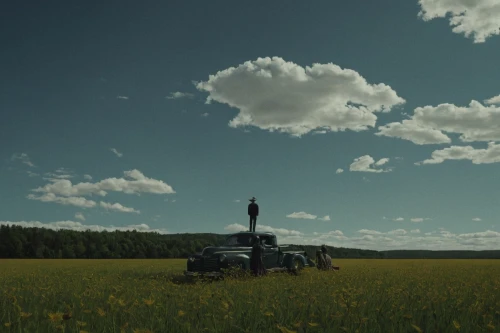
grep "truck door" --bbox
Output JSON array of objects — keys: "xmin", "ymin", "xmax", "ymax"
[{"xmin": 261, "ymin": 235, "xmax": 279, "ymax": 268}]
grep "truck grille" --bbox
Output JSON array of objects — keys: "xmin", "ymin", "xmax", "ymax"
[{"xmin": 192, "ymin": 258, "xmax": 219, "ymax": 272}]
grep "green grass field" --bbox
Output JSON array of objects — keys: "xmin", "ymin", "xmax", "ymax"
[{"xmin": 1, "ymin": 259, "xmax": 499, "ymax": 333}]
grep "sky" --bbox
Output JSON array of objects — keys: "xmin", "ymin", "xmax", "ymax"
[{"xmin": 2, "ymin": 0, "xmax": 500, "ymax": 251}]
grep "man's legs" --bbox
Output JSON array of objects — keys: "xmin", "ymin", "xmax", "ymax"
[{"xmin": 250, "ymin": 216, "xmax": 257, "ymax": 232}]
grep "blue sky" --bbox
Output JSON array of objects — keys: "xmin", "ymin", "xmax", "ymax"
[{"xmin": 2, "ymin": 0, "xmax": 500, "ymax": 250}]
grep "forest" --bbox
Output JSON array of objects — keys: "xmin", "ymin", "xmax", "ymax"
[{"xmin": 0, "ymin": 225, "xmax": 498, "ymax": 259}]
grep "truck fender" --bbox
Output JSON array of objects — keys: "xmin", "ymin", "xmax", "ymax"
[
  {"xmin": 227, "ymin": 254, "xmax": 250, "ymax": 270},
  {"xmin": 282, "ymin": 253, "xmax": 307, "ymax": 270}
]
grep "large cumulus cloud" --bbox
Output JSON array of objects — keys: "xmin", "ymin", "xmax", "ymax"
[{"xmin": 195, "ymin": 57, "xmax": 405, "ymax": 137}]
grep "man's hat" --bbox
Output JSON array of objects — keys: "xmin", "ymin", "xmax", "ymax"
[{"xmin": 249, "ymin": 197, "xmax": 256, "ymax": 202}]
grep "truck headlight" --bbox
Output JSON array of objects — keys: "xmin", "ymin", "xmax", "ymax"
[{"xmin": 218, "ymin": 254, "xmax": 226, "ymax": 262}]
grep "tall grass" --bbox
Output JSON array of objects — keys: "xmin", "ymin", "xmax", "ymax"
[{"xmin": 1, "ymin": 259, "xmax": 499, "ymax": 332}]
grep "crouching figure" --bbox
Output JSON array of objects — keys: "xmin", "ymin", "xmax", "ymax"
[{"xmin": 316, "ymin": 245, "xmax": 339, "ymax": 271}]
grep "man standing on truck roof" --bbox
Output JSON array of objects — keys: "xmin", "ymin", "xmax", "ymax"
[{"xmin": 248, "ymin": 197, "xmax": 259, "ymax": 232}]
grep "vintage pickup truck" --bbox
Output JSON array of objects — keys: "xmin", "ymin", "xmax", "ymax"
[{"xmin": 184, "ymin": 231, "xmax": 315, "ymax": 277}]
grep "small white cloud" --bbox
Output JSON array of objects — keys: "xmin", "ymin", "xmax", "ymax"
[
  {"xmin": 110, "ymin": 148, "xmax": 123, "ymax": 158},
  {"xmin": 376, "ymin": 119, "xmax": 452, "ymax": 145},
  {"xmin": 410, "ymin": 229, "xmax": 420, "ymax": 234},
  {"xmin": 99, "ymin": 201, "xmax": 140, "ymax": 214},
  {"xmin": 11, "ymin": 153, "xmax": 35, "ymax": 167},
  {"xmin": 382, "ymin": 100, "xmax": 500, "ymax": 146},
  {"xmin": 358, "ymin": 229, "xmax": 383, "ymax": 235},
  {"xmin": 410, "ymin": 218, "xmax": 424, "ymax": 223},
  {"xmin": 224, "ymin": 223, "xmax": 255, "ymax": 232},
  {"xmin": 472, "ymin": 217, "xmax": 482, "ymax": 221},
  {"xmin": 313, "ymin": 230, "xmax": 347, "ymax": 240},
  {"xmin": 318, "ymin": 215, "xmax": 331, "ymax": 221},
  {"xmin": 335, "ymin": 168, "xmax": 344, "ymax": 174},
  {"xmin": 166, "ymin": 92, "xmax": 194, "ymax": 99},
  {"xmin": 416, "ymin": 142, "xmax": 500, "ymax": 165},
  {"xmin": 388, "ymin": 229, "xmax": 407, "ymax": 235},
  {"xmin": 74, "ymin": 212, "xmax": 85, "ymax": 221},
  {"xmin": 27, "ymin": 171, "xmax": 39, "ymax": 177},
  {"xmin": 233, "ymin": 199, "xmax": 241, "ymax": 203},
  {"xmin": 286, "ymin": 211, "xmax": 317, "ymax": 220},
  {"xmin": 117, "ymin": 96, "xmax": 129, "ymax": 100},
  {"xmin": 33, "ymin": 169, "xmax": 175, "ymax": 197},
  {"xmin": 484, "ymin": 94, "xmax": 500, "ymax": 105},
  {"xmin": 350, "ymin": 155, "xmax": 391, "ymax": 173},
  {"xmin": 374, "ymin": 158, "xmax": 390, "ymax": 166},
  {"xmin": 201, "ymin": 112, "xmax": 209, "ymax": 117},
  {"xmin": 43, "ymin": 171, "xmax": 74, "ymax": 181},
  {"xmin": 83, "ymin": 174, "xmax": 92, "ymax": 181},
  {"xmin": 393, "ymin": 217, "xmax": 404, "ymax": 221},
  {"xmin": 27, "ymin": 193, "xmax": 97, "ymax": 208},
  {"xmin": 418, "ymin": 0, "xmax": 500, "ymax": 43}
]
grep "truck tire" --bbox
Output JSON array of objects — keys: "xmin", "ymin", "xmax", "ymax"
[{"xmin": 289, "ymin": 256, "xmax": 304, "ymax": 272}]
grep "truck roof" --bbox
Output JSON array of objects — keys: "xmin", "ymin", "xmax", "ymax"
[{"xmin": 233, "ymin": 231, "xmax": 275, "ymax": 237}]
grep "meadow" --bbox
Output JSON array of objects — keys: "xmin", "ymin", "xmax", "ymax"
[{"xmin": 1, "ymin": 259, "xmax": 499, "ymax": 333}]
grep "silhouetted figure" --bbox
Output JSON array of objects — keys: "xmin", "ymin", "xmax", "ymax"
[
  {"xmin": 316, "ymin": 245, "xmax": 333, "ymax": 270},
  {"xmin": 250, "ymin": 236, "xmax": 266, "ymax": 276},
  {"xmin": 248, "ymin": 197, "xmax": 259, "ymax": 232}
]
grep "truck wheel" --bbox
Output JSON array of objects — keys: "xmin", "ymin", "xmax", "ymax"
[{"xmin": 289, "ymin": 257, "xmax": 304, "ymax": 272}]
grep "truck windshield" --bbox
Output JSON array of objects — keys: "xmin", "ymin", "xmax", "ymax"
[{"xmin": 224, "ymin": 234, "xmax": 254, "ymax": 247}]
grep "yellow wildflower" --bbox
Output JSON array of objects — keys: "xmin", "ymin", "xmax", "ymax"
[
  {"xmin": 143, "ymin": 298, "xmax": 154, "ymax": 306},
  {"xmin": 411, "ymin": 324, "xmax": 423, "ymax": 333},
  {"xmin": 108, "ymin": 295, "xmax": 117, "ymax": 305},
  {"xmin": 48, "ymin": 312, "xmax": 63, "ymax": 322},
  {"xmin": 20, "ymin": 312, "xmax": 32, "ymax": 318},
  {"xmin": 276, "ymin": 325, "xmax": 297, "ymax": 333}
]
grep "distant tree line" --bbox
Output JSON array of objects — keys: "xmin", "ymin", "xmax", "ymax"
[
  {"xmin": 0, "ymin": 225, "xmax": 225, "ymax": 259},
  {"xmin": 0, "ymin": 225, "xmax": 498, "ymax": 259}
]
